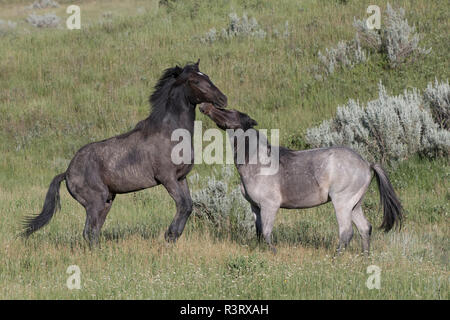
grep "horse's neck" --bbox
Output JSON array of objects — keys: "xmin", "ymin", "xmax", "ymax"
[
  {"xmin": 227, "ymin": 129, "xmax": 271, "ymax": 166},
  {"xmin": 163, "ymin": 91, "xmax": 196, "ymax": 134},
  {"xmin": 171, "ymin": 104, "xmax": 196, "ymax": 132},
  {"xmin": 228, "ymin": 129, "xmax": 280, "ymax": 178}
]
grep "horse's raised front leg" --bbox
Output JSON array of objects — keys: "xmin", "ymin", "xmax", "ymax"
[{"xmin": 162, "ymin": 178, "xmax": 193, "ymax": 242}]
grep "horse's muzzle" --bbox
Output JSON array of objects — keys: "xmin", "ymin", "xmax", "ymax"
[{"xmin": 214, "ymin": 94, "xmax": 228, "ymax": 108}]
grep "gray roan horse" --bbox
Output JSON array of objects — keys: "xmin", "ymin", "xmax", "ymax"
[
  {"xmin": 200, "ymin": 104, "xmax": 403, "ymax": 254},
  {"xmin": 23, "ymin": 61, "xmax": 228, "ymax": 246}
]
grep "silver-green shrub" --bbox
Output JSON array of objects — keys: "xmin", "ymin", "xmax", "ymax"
[
  {"xmin": 199, "ymin": 13, "xmax": 291, "ymax": 43},
  {"xmin": 191, "ymin": 166, "xmax": 255, "ymax": 241},
  {"xmin": 354, "ymin": 3, "xmax": 431, "ymax": 68},
  {"xmin": 200, "ymin": 12, "xmax": 266, "ymax": 43},
  {"xmin": 272, "ymin": 21, "xmax": 290, "ymax": 39},
  {"xmin": 28, "ymin": 0, "xmax": 60, "ymax": 9},
  {"xmin": 317, "ymin": 35, "xmax": 367, "ymax": 76},
  {"xmin": 0, "ymin": 19, "xmax": 17, "ymax": 36},
  {"xmin": 26, "ymin": 13, "xmax": 61, "ymax": 28},
  {"xmin": 423, "ymin": 79, "xmax": 449, "ymax": 130},
  {"xmin": 317, "ymin": 3, "xmax": 431, "ymax": 76},
  {"xmin": 305, "ymin": 81, "xmax": 450, "ymax": 164},
  {"xmin": 225, "ymin": 12, "xmax": 266, "ymax": 39}
]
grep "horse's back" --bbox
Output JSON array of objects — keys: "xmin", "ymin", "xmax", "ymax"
[
  {"xmin": 278, "ymin": 146, "xmax": 371, "ymax": 208},
  {"xmin": 65, "ymin": 130, "xmax": 159, "ymax": 195}
]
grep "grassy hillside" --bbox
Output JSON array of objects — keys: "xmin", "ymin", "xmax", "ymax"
[{"xmin": 0, "ymin": 0, "xmax": 448, "ymax": 299}]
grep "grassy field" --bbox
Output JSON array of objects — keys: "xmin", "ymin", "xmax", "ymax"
[{"xmin": 0, "ymin": 0, "xmax": 448, "ymax": 299}]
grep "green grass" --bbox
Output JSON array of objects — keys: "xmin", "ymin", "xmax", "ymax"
[{"xmin": 0, "ymin": 0, "xmax": 448, "ymax": 299}]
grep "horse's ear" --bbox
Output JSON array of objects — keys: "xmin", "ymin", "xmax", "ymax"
[
  {"xmin": 249, "ymin": 118, "xmax": 258, "ymax": 128},
  {"xmin": 174, "ymin": 65, "xmax": 183, "ymax": 76},
  {"xmin": 242, "ymin": 114, "xmax": 258, "ymax": 129},
  {"xmin": 195, "ymin": 59, "xmax": 200, "ymax": 68}
]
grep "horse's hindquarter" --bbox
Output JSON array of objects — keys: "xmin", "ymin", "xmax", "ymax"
[
  {"xmin": 277, "ymin": 147, "xmax": 372, "ymax": 209},
  {"xmin": 325, "ymin": 147, "xmax": 372, "ymax": 200}
]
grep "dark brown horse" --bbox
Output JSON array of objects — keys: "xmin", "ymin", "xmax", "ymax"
[{"xmin": 23, "ymin": 60, "xmax": 227, "ymax": 245}]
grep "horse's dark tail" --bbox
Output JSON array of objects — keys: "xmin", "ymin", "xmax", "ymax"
[
  {"xmin": 371, "ymin": 164, "xmax": 403, "ymax": 232},
  {"xmin": 22, "ymin": 172, "xmax": 66, "ymax": 237}
]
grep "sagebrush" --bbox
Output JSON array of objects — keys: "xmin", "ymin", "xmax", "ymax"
[
  {"xmin": 199, "ymin": 12, "xmax": 266, "ymax": 43},
  {"xmin": 317, "ymin": 35, "xmax": 367, "ymax": 76},
  {"xmin": 28, "ymin": 0, "xmax": 60, "ymax": 9},
  {"xmin": 305, "ymin": 81, "xmax": 450, "ymax": 164},
  {"xmin": 0, "ymin": 19, "xmax": 17, "ymax": 35},
  {"xmin": 317, "ymin": 3, "xmax": 431, "ymax": 77},
  {"xmin": 26, "ymin": 13, "xmax": 61, "ymax": 28},
  {"xmin": 191, "ymin": 166, "xmax": 255, "ymax": 242},
  {"xmin": 199, "ymin": 12, "xmax": 290, "ymax": 43},
  {"xmin": 423, "ymin": 79, "xmax": 450, "ymax": 130},
  {"xmin": 354, "ymin": 3, "xmax": 431, "ymax": 68}
]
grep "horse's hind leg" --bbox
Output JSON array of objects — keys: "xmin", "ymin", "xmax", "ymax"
[
  {"xmin": 331, "ymin": 199, "xmax": 354, "ymax": 253},
  {"xmin": 98, "ymin": 194, "xmax": 115, "ymax": 231},
  {"xmin": 79, "ymin": 189, "xmax": 113, "ymax": 247},
  {"xmin": 66, "ymin": 158, "xmax": 113, "ymax": 246},
  {"xmin": 83, "ymin": 198, "xmax": 112, "ymax": 247},
  {"xmin": 352, "ymin": 204, "xmax": 372, "ymax": 254}
]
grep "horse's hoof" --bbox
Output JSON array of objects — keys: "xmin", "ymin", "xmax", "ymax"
[
  {"xmin": 87, "ymin": 240, "xmax": 100, "ymax": 250},
  {"xmin": 164, "ymin": 231, "xmax": 178, "ymax": 243},
  {"xmin": 270, "ymin": 245, "xmax": 277, "ymax": 255}
]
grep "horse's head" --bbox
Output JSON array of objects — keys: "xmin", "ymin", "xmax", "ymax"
[
  {"xmin": 176, "ymin": 59, "xmax": 228, "ymax": 108},
  {"xmin": 199, "ymin": 103, "xmax": 257, "ymax": 131}
]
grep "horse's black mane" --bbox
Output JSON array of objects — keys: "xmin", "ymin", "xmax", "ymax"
[
  {"xmin": 125, "ymin": 62, "xmax": 199, "ymax": 135},
  {"xmin": 147, "ymin": 66, "xmax": 182, "ymax": 123},
  {"xmin": 115, "ymin": 63, "xmax": 199, "ymax": 139}
]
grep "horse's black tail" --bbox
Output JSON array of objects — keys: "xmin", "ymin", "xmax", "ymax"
[
  {"xmin": 22, "ymin": 172, "xmax": 66, "ymax": 237},
  {"xmin": 371, "ymin": 164, "xmax": 403, "ymax": 232}
]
